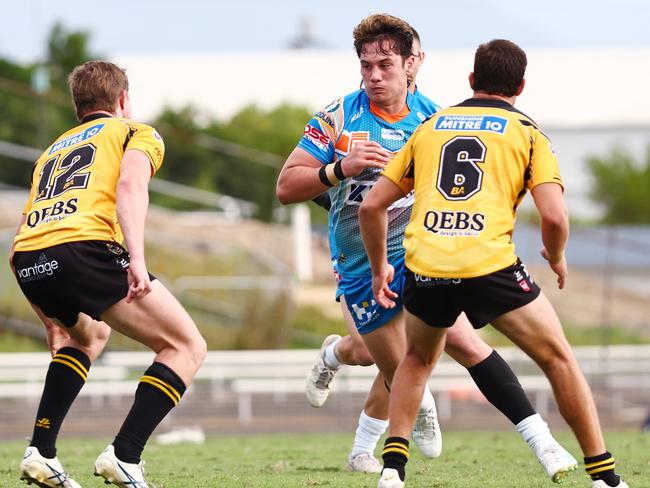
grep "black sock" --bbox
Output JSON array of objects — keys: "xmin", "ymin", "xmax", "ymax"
[
  {"xmin": 382, "ymin": 437, "xmax": 409, "ymax": 481},
  {"xmin": 113, "ymin": 362, "xmax": 186, "ymax": 463},
  {"xmin": 585, "ymin": 452, "xmax": 620, "ymax": 486},
  {"xmin": 30, "ymin": 347, "xmax": 90, "ymax": 458},
  {"xmin": 467, "ymin": 349, "xmax": 535, "ymax": 424}
]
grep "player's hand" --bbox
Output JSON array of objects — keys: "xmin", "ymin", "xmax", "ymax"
[
  {"xmin": 372, "ymin": 263, "xmax": 398, "ymax": 309},
  {"xmin": 540, "ymin": 248, "xmax": 567, "ymax": 289},
  {"xmin": 126, "ymin": 257, "xmax": 152, "ymax": 302},
  {"xmin": 341, "ymin": 141, "xmax": 391, "ymax": 177}
]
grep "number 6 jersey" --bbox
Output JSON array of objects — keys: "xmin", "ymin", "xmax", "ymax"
[
  {"xmin": 382, "ymin": 98, "xmax": 563, "ymax": 278},
  {"xmin": 14, "ymin": 114, "xmax": 164, "ymax": 252},
  {"xmin": 297, "ymin": 89, "xmax": 439, "ymax": 277}
]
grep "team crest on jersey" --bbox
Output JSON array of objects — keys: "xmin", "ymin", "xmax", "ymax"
[{"xmin": 435, "ymin": 115, "xmax": 507, "ymax": 134}]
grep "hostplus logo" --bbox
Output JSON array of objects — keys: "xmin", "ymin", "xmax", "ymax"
[
  {"xmin": 16, "ymin": 253, "xmax": 59, "ymax": 282},
  {"xmin": 351, "ymin": 300, "xmax": 379, "ymax": 326}
]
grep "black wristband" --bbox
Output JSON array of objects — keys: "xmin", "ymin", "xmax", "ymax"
[
  {"xmin": 333, "ymin": 159, "xmax": 346, "ymax": 180},
  {"xmin": 318, "ymin": 165, "xmax": 334, "ymax": 187}
]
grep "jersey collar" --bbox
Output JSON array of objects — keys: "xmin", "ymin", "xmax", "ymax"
[
  {"xmin": 368, "ymin": 91, "xmax": 412, "ymax": 124},
  {"xmin": 81, "ymin": 113, "xmax": 113, "ymax": 124},
  {"xmin": 455, "ymin": 98, "xmax": 514, "ymax": 110}
]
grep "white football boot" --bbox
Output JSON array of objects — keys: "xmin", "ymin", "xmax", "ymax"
[
  {"xmin": 535, "ymin": 442, "xmax": 578, "ymax": 483},
  {"xmin": 411, "ymin": 404, "xmax": 442, "ymax": 458},
  {"xmin": 592, "ymin": 479, "xmax": 630, "ymax": 488},
  {"xmin": 20, "ymin": 446, "xmax": 81, "ymax": 488},
  {"xmin": 94, "ymin": 445, "xmax": 150, "ymax": 488},
  {"xmin": 347, "ymin": 452, "xmax": 382, "ymax": 473},
  {"xmin": 305, "ymin": 334, "xmax": 341, "ymax": 407},
  {"xmin": 377, "ymin": 468, "xmax": 405, "ymax": 488}
]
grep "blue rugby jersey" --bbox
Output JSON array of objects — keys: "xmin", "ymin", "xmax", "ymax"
[{"xmin": 297, "ymin": 89, "xmax": 440, "ymax": 277}]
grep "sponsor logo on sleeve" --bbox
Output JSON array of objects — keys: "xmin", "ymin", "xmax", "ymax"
[
  {"xmin": 152, "ymin": 129, "xmax": 164, "ymax": 146},
  {"xmin": 303, "ymin": 125, "xmax": 330, "ymax": 151},
  {"xmin": 324, "ymin": 99, "xmax": 341, "ymax": 113},
  {"xmin": 434, "ymin": 115, "xmax": 507, "ymax": 134}
]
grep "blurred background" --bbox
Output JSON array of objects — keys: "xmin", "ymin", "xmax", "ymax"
[{"xmin": 1, "ymin": 0, "xmax": 649, "ymax": 439}]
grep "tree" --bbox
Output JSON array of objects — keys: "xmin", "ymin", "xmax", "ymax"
[
  {"xmin": 588, "ymin": 146, "xmax": 650, "ymax": 223},
  {"xmin": 153, "ymin": 103, "xmax": 312, "ymax": 221},
  {"xmin": 47, "ymin": 22, "xmax": 93, "ymax": 93},
  {"xmin": 0, "ymin": 23, "xmax": 95, "ymax": 187}
]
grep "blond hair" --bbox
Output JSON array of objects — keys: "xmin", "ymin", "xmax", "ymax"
[{"xmin": 67, "ymin": 61, "xmax": 129, "ymax": 120}]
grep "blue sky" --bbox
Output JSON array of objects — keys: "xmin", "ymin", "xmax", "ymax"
[{"xmin": 3, "ymin": 0, "xmax": 650, "ymax": 62}]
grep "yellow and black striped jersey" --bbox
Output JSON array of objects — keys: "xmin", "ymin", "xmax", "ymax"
[
  {"xmin": 14, "ymin": 114, "xmax": 164, "ymax": 251},
  {"xmin": 382, "ymin": 98, "xmax": 562, "ymax": 278}
]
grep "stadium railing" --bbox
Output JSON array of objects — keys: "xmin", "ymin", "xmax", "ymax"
[{"xmin": 2, "ymin": 345, "xmax": 649, "ymax": 425}]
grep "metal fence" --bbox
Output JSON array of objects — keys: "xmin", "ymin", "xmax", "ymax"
[{"xmin": 1, "ymin": 346, "xmax": 649, "ymax": 440}]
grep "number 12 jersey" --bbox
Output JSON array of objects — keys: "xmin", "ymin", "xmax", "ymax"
[{"xmin": 14, "ymin": 114, "xmax": 165, "ymax": 252}]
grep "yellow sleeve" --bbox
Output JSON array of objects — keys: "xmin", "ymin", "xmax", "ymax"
[
  {"xmin": 381, "ymin": 131, "xmax": 416, "ymax": 195},
  {"xmin": 125, "ymin": 123, "xmax": 165, "ymax": 175},
  {"xmin": 527, "ymin": 129, "xmax": 564, "ymax": 191}
]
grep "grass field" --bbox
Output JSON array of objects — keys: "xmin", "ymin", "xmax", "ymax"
[{"xmin": 1, "ymin": 431, "xmax": 648, "ymax": 487}]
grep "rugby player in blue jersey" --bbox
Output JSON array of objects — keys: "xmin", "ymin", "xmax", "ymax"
[{"xmin": 277, "ymin": 14, "xmax": 575, "ymax": 481}]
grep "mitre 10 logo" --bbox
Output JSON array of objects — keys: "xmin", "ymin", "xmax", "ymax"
[{"xmin": 423, "ymin": 210, "xmax": 485, "ymax": 236}]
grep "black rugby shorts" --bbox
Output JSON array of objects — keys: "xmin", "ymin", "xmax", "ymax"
[
  {"xmin": 403, "ymin": 259, "xmax": 541, "ymax": 329},
  {"xmin": 12, "ymin": 240, "xmax": 154, "ymax": 327}
]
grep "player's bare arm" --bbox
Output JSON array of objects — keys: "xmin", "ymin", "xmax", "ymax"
[
  {"xmin": 359, "ymin": 175, "xmax": 404, "ymax": 308},
  {"xmin": 117, "ymin": 149, "xmax": 153, "ymax": 302},
  {"xmin": 276, "ymin": 142, "xmax": 391, "ymax": 204},
  {"xmin": 531, "ymin": 182, "xmax": 569, "ymax": 289}
]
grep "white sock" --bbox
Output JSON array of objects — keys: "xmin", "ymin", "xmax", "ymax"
[
  {"xmin": 324, "ymin": 338, "xmax": 342, "ymax": 369},
  {"xmin": 419, "ymin": 386, "xmax": 437, "ymax": 414},
  {"xmin": 350, "ymin": 410, "xmax": 389, "ymax": 459},
  {"xmin": 516, "ymin": 413, "xmax": 554, "ymax": 453}
]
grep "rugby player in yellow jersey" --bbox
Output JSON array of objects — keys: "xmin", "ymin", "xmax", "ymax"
[
  {"xmin": 9, "ymin": 61, "xmax": 207, "ymax": 488},
  {"xmin": 305, "ymin": 27, "xmax": 577, "ymax": 481},
  {"xmin": 360, "ymin": 39, "xmax": 629, "ymax": 488}
]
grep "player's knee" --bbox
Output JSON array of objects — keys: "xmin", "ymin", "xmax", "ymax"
[
  {"xmin": 405, "ymin": 346, "xmax": 436, "ymax": 369},
  {"xmin": 534, "ymin": 337, "xmax": 576, "ymax": 372},
  {"xmin": 445, "ymin": 334, "xmax": 491, "ymax": 368},
  {"xmin": 186, "ymin": 333, "xmax": 207, "ymax": 367}
]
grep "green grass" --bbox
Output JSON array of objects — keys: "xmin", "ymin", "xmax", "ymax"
[{"xmin": 1, "ymin": 431, "xmax": 648, "ymax": 487}]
